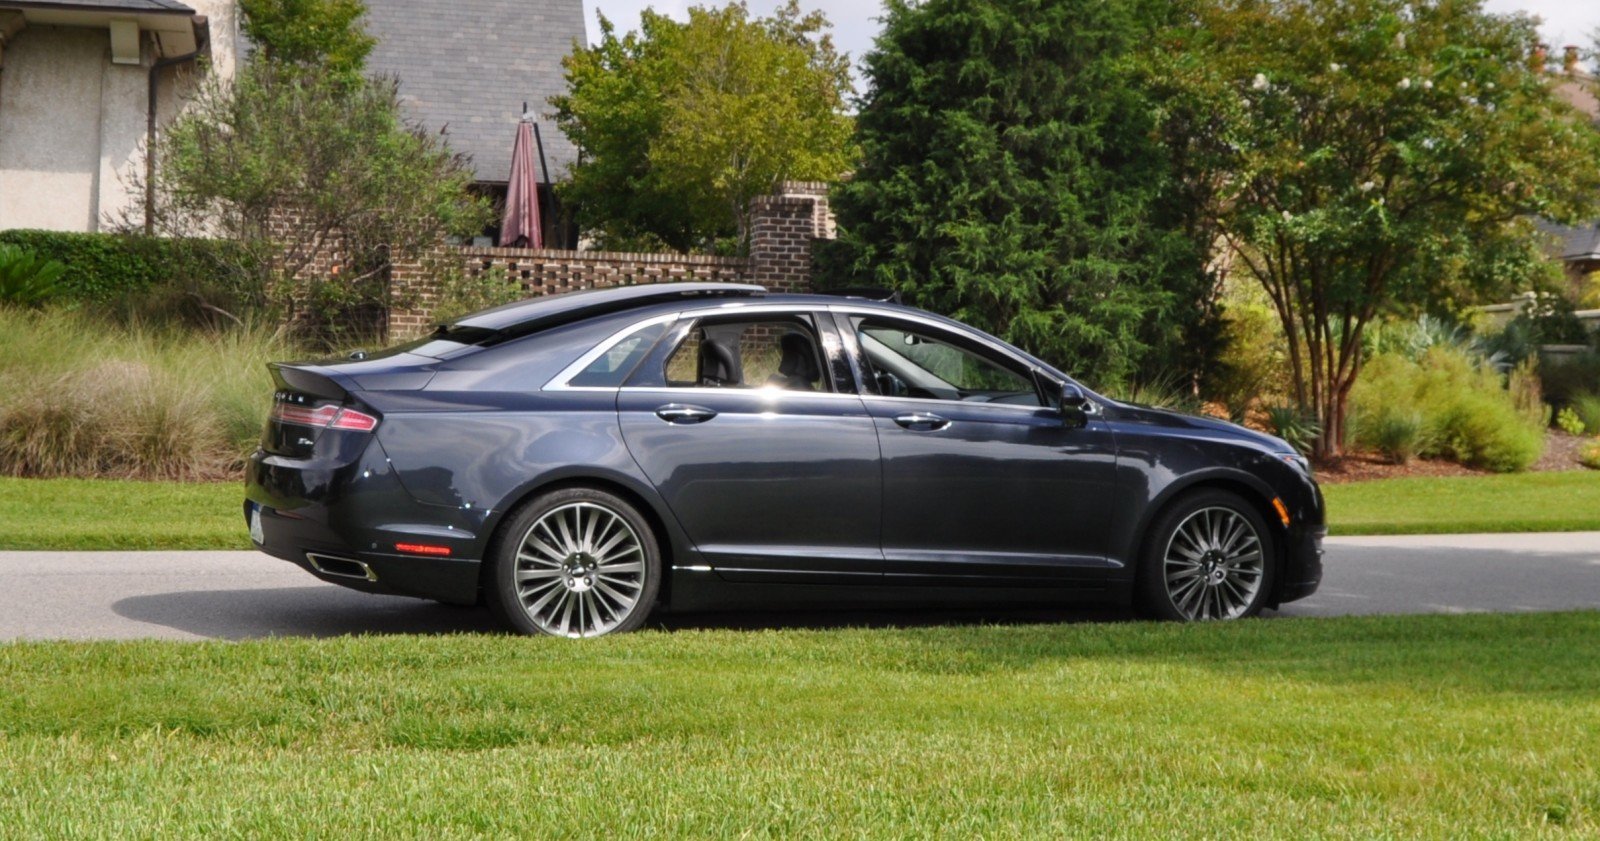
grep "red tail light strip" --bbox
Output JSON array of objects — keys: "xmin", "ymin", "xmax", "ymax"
[
  {"xmin": 271, "ymin": 403, "xmax": 379, "ymax": 431},
  {"xmin": 395, "ymin": 543, "xmax": 453, "ymax": 556}
]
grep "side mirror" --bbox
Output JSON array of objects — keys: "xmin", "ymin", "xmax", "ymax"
[{"xmin": 1059, "ymin": 382, "xmax": 1091, "ymax": 429}]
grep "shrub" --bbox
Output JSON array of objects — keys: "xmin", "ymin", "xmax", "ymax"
[
  {"xmin": 430, "ymin": 266, "xmax": 523, "ymax": 323},
  {"xmin": 1556, "ymin": 407, "xmax": 1587, "ymax": 436},
  {"xmin": 0, "ymin": 230, "xmax": 254, "ymax": 305},
  {"xmin": 1263, "ymin": 405, "xmax": 1321, "ymax": 456},
  {"xmin": 1570, "ymin": 393, "xmax": 1600, "ymax": 435},
  {"xmin": 1349, "ymin": 346, "xmax": 1545, "ymax": 472},
  {"xmin": 0, "ymin": 245, "xmax": 67, "ymax": 307},
  {"xmin": 1204, "ymin": 280, "xmax": 1287, "ymax": 422},
  {"xmin": 1581, "ymin": 440, "xmax": 1600, "ymax": 471},
  {"xmin": 0, "ymin": 308, "xmax": 291, "ymax": 480},
  {"xmin": 1363, "ymin": 409, "xmax": 1428, "ymax": 464}
]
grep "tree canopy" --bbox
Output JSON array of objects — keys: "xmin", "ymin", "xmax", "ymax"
[
  {"xmin": 239, "ymin": 0, "xmax": 375, "ymax": 77},
  {"xmin": 552, "ymin": 0, "xmax": 856, "ymax": 254},
  {"xmin": 821, "ymin": 0, "xmax": 1215, "ymax": 388},
  {"xmin": 1160, "ymin": 0, "xmax": 1600, "ymax": 456},
  {"xmin": 133, "ymin": 0, "xmax": 489, "ymax": 337}
]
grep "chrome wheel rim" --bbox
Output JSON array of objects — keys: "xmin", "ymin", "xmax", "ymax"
[
  {"xmin": 515, "ymin": 502, "xmax": 646, "ymax": 637},
  {"xmin": 1163, "ymin": 506, "xmax": 1264, "ymax": 621}
]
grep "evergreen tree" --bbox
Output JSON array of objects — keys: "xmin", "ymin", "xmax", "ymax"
[{"xmin": 823, "ymin": 0, "xmax": 1211, "ymax": 387}]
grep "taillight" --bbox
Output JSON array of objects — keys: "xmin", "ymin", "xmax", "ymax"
[{"xmin": 271, "ymin": 402, "xmax": 379, "ymax": 432}]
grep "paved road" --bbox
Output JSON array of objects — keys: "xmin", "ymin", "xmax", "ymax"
[{"xmin": 1, "ymin": 533, "xmax": 1597, "ymax": 640}]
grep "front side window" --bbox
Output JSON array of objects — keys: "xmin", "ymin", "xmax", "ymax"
[
  {"xmin": 853, "ymin": 317, "xmax": 1040, "ymax": 406},
  {"xmin": 664, "ymin": 316, "xmax": 828, "ymax": 392}
]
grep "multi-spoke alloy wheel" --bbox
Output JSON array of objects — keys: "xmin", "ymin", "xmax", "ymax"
[
  {"xmin": 1137, "ymin": 490, "xmax": 1276, "ymax": 622},
  {"xmin": 487, "ymin": 489, "xmax": 660, "ymax": 637},
  {"xmin": 1162, "ymin": 507, "xmax": 1264, "ymax": 620}
]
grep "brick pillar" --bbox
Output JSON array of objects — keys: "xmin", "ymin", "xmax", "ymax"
[{"xmin": 748, "ymin": 181, "xmax": 835, "ymax": 294}]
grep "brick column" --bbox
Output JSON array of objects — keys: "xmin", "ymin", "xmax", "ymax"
[{"xmin": 748, "ymin": 180, "xmax": 834, "ymax": 294}]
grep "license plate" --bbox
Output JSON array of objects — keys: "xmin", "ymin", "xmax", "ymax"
[{"xmin": 249, "ymin": 506, "xmax": 265, "ymax": 545}]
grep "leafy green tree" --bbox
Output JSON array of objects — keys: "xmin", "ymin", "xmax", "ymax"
[
  {"xmin": 240, "ymin": 0, "xmax": 375, "ymax": 77},
  {"xmin": 552, "ymin": 0, "xmax": 855, "ymax": 253},
  {"xmin": 821, "ymin": 0, "xmax": 1214, "ymax": 389},
  {"xmin": 1161, "ymin": 0, "xmax": 1600, "ymax": 458},
  {"xmin": 128, "ymin": 2, "xmax": 488, "ymax": 337}
]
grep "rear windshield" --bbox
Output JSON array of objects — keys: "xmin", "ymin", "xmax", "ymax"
[{"xmin": 346, "ymin": 325, "xmax": 500, "ymax": 361}]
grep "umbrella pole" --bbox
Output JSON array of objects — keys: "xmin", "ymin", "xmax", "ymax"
[{"xmin": 532, "ymin": 122, "xmax": 553, "ymax": 249}]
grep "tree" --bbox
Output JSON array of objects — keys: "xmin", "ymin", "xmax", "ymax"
[
  {"xmin": 239, "ymin": 0, "xmax": 375, "ymax": 77},
  {"xmin": 552, "ymin": 1, "xmax": 855, "ymax": 253},
  {"xmin": 1161, "ymin": 0, "xmax": 1600, "ymax": 458},
  {"xmin": 128, "ymin": 2, "xmax": 489, "ymax": 337},
  {"xmin": 820, "ymin": 0, "xmax": 1215, "ymax": 389}
]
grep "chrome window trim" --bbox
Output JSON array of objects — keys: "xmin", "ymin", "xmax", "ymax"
[
  {"xmin": 828, "ymin": 304, "xmax": 1074, "ymax": 412},
  {"xmin": 543, "ymin": 313, "xmax": 679, "ymax": 392}
]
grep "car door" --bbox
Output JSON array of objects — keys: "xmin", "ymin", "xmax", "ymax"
[
  {"xmin": 837, "ymin": 310, "xmax": 1117, "ymax": 586},
  {"xmin": 616, "ymin": 308, "xmax": 883, "ymax": 584}
]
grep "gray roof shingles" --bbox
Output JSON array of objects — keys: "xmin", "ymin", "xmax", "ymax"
[
  {"xmin": 362, "ymin": 0, "xmax": 586, "ymax": 185},
  {"xmin": 3, "ymin": 0, "xmax": 195, "ymax": 11},
  {"xmin": 1536, "ymin": 219, "xmax": 1600, "ymax": 262}
]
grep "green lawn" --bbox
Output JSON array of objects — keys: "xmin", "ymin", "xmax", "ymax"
[
  {"xmin": 1323, "ymin": 471, "xmax": 1600, "ymax": 536},
  {"xmin": 1, "ymin": 471, "xmax": 1596, "ymax": 551},
  {"xmin": 0, "ymin": 476, "xmax": 247, "ymax": 550},
  {"xmin": 0, "ymin": 612, "xmax": 1597, "ymax": 835}
]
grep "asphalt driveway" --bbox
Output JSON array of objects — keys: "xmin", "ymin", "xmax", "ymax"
[{"xmin": 1, "ymin": 532, "xmax": 1597, "ymax": 640}]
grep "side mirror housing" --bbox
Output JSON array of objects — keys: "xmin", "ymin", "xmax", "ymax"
[{"xmin": 1059, "ymin": 382, "xmax": 1091, "ymax": 429}]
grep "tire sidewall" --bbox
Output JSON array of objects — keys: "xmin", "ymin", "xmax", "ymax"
[
  {"xmin": 486, "ymin": 487, "xmax": 662, "ymax": 637},
  {"xmin": 1136, "ymin": 489, "xmax": 1277, "ymax": 621}
]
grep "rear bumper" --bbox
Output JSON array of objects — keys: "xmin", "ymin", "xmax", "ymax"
[
  {"xmin": 247, "ymin": 498, "xmax": 482, "ymax": 604},
  {"xmin": 245, "ymin": 439, "xmax": 486, "ymax": 605}
]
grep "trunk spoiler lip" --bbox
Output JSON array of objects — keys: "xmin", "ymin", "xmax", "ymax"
[{"xmin": 268, "ymin": 361, "xmax": 360, "ymax": 402}]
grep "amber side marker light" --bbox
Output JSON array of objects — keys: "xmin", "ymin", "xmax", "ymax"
[
  {"xmin": 1271, "ymin": 498, "xmax": 1291, "ymax": 527},
  {"xmin": 395, "ymin": 543, "xmax": 452, "ymax": 557}
]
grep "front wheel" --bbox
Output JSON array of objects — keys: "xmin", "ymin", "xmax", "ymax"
[
  {"xmin": 485, "ymin": 487, "xmax": 661, "ymax": 637},
  {"xmin": 1135, "ymin": 490, "xmax": 1276, "ymax": 621}
]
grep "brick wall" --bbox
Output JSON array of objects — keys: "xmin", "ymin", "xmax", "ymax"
[{"xmin": 386, "ymin": 181, "xmax": 837, "ymax": 338}]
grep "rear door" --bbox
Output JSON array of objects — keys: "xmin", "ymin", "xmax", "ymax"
[{"xmin": 616, "ymin": 308, "xmax": 884, "ymax": 584}]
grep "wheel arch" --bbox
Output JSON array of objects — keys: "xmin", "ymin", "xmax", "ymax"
[
  {"xmin": 481, "ymin": 471, "xmax": 687, "ymax": 608},
  {"xmin": 1128, "ymin": 471, "xmax": 1291, "ymax": 606}
]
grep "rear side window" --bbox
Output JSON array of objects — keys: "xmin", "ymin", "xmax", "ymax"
[
  {"xmin": 566, "ymin": 322, "xmax": 667, "ymax": 388},
  {"xmin": 663, "ymin": 315, "xmax": 829, "ymax": 392}
]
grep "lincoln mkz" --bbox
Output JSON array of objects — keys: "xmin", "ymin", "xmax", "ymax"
[{"xmin": 246, "ymin": 283, "xmax": 1324, "ymax": 636}]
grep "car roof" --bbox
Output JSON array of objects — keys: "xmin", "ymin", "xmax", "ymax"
[{"xmin": 453, "ymin": 282, "xmax": 768, "ymax": 331}]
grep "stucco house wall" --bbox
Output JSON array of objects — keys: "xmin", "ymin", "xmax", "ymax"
[{"xmin": 0, "ymin": 0, "xmax": 240, "ymax": 233}]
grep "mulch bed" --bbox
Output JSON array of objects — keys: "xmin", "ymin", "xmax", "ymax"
[{"xmin": 1313, "ymin": 431, "xmax": 1594, "ymax": 485}]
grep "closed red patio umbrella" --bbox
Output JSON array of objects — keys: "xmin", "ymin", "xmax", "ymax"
[{"xmin": 499, "ymin": 116, "xmax": 543, "ymax": 249}]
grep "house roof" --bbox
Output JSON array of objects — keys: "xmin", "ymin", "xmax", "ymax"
[
  {"xmin": 362, "ymin": 0, "xmax": 585, "ymax": 185},
  {"xmin": 0, "ymin": 0, "xmax": 194, "ymax": 12},
  {"xmin": 1537, "ymin": 219, "xmax": 1600, "ymax": 262}
]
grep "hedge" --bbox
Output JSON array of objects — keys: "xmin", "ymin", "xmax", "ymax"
[{"xmin": 0, "ymin": 230, "xmax": 253, "ymax": 303}]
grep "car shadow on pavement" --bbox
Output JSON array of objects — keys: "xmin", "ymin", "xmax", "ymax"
[
  {"xmin": 112, "ymin": 587, "xmax": 502, "ymax": 640},
  {"xmin": 112, "ymin": 585, "xmax": 1137, "ymax": 639}
]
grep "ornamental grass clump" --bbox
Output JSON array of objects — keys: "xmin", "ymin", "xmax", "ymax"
[
  {"xmin": 0, "ymin": 307, "xmax": 289, "ymax": 480},
  {"xmin": 1350, "ymin": 346, "xmax": 1544, "ymax": 472}
]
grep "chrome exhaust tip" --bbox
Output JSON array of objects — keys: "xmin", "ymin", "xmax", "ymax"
[{"xmin": 305, "ymin": 553, "xmax": 378, "ymax": 582}]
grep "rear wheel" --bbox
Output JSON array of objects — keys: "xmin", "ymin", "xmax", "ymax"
[
  {"xmin": 1136, "ymin": 490, "xmax": 1275, "ymax": 621},
  {"xmin": 486, "ymin": 487, "xmax": 661, "ymax": 637}
]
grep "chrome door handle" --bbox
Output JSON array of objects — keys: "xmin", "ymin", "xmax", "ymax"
[
  {"xmin": 655, "ymin": 404, "xmax": 718, "ymax": 424},
  {"xmin": 893, "ymin": 412, "xmax": 950, "ymax": 431}
]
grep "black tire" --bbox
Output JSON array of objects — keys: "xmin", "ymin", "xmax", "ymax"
[
  {"xmin": 1135, "ymin": 489, "xmax": 1276, "ymax": 621},
  {"xmin": 484, "ymin": 486, "xmax": 662, "ymax": 637}
]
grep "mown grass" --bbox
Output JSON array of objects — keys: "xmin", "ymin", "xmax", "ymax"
[
  {"xmin": 1323, "ymin": 471, "xmax": 1600, "ymax": 535},
  {"xmin": 3, "ymin": 469, "xmax": 1597, "ymax": 551},
  {"xmin": 1, "ymin": 612, "xmax": 1597, "ymax": 836},
  {"xmin": 0, "ymin": 476, "xmax": 246, "ymax": 550}
]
